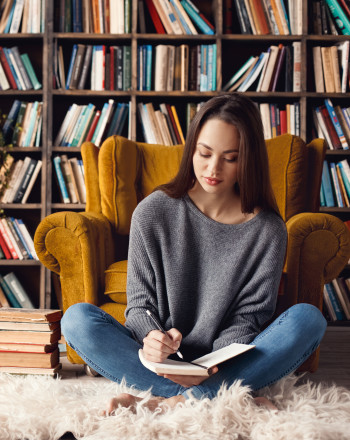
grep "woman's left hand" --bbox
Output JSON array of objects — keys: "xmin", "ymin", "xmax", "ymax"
[{"xmin": 158, "ymin": 366, "xmax": 219, "ymax": 387}]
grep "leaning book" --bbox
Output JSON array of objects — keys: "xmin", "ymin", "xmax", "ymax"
[{"xmin": 139, "ymin": 342, "xmax": 255, "ymax": 376}]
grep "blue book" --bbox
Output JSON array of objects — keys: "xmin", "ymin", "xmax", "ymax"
[
  {"xmin": 180, "ymin": 0, "xmax": 214, "ymax": 35},
  {"xmin": 325, "ymin": 0, "xmax": 350, "ymax": 35},
  {"xmin": 23, "ymin": 101, "xmax": 39, "ymax": 146},
  {"xmin": 169, "ymin": 0, "xmax": 192, "ymax": 34},
  {"xmin": 65, "ymin": 44, "xmax": 78, "ymax": 89},
  {"xmin": 53, "ymin": 156, "xmax": 70, "ymax": 203},
  {"xmin": 0, "ymin": 274, "xmax": 21, "ymax": 308},
  {"xmin": 279, "ymin": 0, "xmax": 291, "ymax": 34},
  {"xmin": 145, "ymin": 45, "xmax": 152, "ymax": 91},
  {"xmin": 211, "ymin": 43, "xmax": 217, "ymax": 91},
  {"xmin": 91, "ymin": 102, "xmax": 108, "ymax": 144},
  {"xmin": 330, "ymin": 162, "xmax": 344, "ymax": 207},
  {"xmin": 325, "ymin": 283, "xmax": 345, "ymax": 320},
  {"xmin": 200, "ymin": 44, "xmax": 208, "ymax": 91},
  {"xmin": 10, "ymin": 217, "xmax": 33, "ymax": 259},
  {"xmin": 71, "ymin": 103, "xmax": 95, "ymax": 146},
  {"xmin": 4, "ymin": 1, "xmax": 16, "ymax": 34},
  {"xmin": 2, "ymin": 99, "xmax": 21, "ymax": 143},
  {"xmin": 338, "ymin": 162, "xmax": 350, "ymax": 199},
  {"xmin": 72, "ymin": 0, "xmax": 83, "ymax": 32},
  {"xmin": 324, "ymin": 99, "xmax": 349, "ymax": 149},
  {"xmin": 322, "ymin": 161, "xmax": 335, "ymax": 207},
  {"xmin": 106, "ymin": 103, "xmax": 123, "ymax": 137},
  {"xmin": 3, "ymin": 47, "xmax": 21, "ymax": 89},
  {"xmin": 320, "ymin": 181, "xmax": 326, "ymax": 207}
]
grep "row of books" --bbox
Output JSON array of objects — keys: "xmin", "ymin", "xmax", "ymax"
[
  {"xmin": 323, "ymin": 277, "xmax": 350, "ymax": 322},
  {"xmin": 0, "ymin": 155, "xmax": 42, "ymax": 204},
  {"xmin": 232, "ymin": 0, "xmax": 302, "ymax": 35},
  {"xmin": 223, "ymin": 42, "xmax": 301, "ymax": 93},
  {"xmin": 53, "ymin": 155, "xmax": 86, "ymax": 204},
  {"xmin": 57, "ymin": 0, "xmax": 131, "ymax": 34},
  {"xmin": 152, "ymin": 43, "xmax": 217, "ymax": 92},
  {"xmin": 313, "ymin": 99, "xmax": 350, "ymax": 150},
  {"xmin": 54, "ymin": 43, "xmax": 131, "ymax": 91},
  {"xmin": 141, "ymin": 0, "xmax": 215, "ymax": 35},
  {"xmin": 54, "ymin": 100, "xmax": 130, "ymax": 147},
  {"xmin": 321, "ymin": 159, "xmax": 350, "ymax": 208},
  {"xmin": 260, "ymin": 102, "xmax": 300, "ymax": 140},
  {"xmin": 138, "ymin": 102, "xmax": 185, "ymax": 145},
  {"xmin": 0, "ymin": 217, "xmax": 38, "ymax": 261},
  {"xmin": 313, "ymin": 42, "xmax": 349, "ymax": 93},
  {"xmin": 312, "ymin": 0, "xmax": 350, "ymax": 36},
  {"xmin": 0, "ymin": 272, "xmax": 34, "ymax": 308},
  {"xmin": 0, "ymin": 0, "xmax": 45, "ymax": 34},
  {"xmin": 0, "ymin": 308, "xmax": 62, "ymax": 376},
  {"xmin": 1, "ymin": 100, "xmax": 43, "ymax": 147},
  {"xmin": 0, "ymin": 46, "xmax": 41, "ymax": 91}
]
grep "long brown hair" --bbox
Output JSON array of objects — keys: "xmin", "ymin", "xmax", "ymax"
[{"xmin": 157, "ymin": 93, "xmax": 280, "ymax": 215}]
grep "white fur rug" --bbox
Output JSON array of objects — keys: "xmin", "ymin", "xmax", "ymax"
[{"xmin": 1, "ymin": 373, "xmax": 350, "ymax": 440}]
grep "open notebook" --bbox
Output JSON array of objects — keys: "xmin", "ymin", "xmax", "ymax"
[{"xmin": 139, "ymin": 342, "xmax": 255, "ymax": 376}]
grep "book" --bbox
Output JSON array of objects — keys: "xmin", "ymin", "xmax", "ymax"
[
  {"xmin": 0, "ymin": 328, "xmax": 61, "ymax": 344},
  {"xmin": 0, "ymin": 348, "xmax": 59, "ymax": 368},
  {"xmin": 180, "ymin": 0, "xmax": 215, "ymax": 35},
  {"xmin": 0, "ymin": 364, "xmax": 62, "ymax": 376},
  {"xmin": 20, "ymin": 53, "xmax": 41, "ymax": 90},
  {"xmin": 139, "ymin": 342, "xmax": 255, "ymax": 376},
  {"xmin": 3, "ymin": 272, "xmax": 34, "ymax": 309},
  {"xmin": 0, "ymin": 320, "xmax": 60, "ymax": 332},
  {"xmin": 0, "ymin": 308, "xmax": 62, "ymax": 323},
  {"xmin": 0, "ymin": 342, "xmax": 58, "ymax": 353},
  {"xmin": 0, "ymin": 275, "xmax": 21, "ymax": 308},
  {"xmin": 325, "ymin": 0, "xmax": 350, "ymax": 35}
]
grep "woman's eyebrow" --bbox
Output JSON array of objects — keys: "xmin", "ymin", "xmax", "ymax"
[{"xmin": 197, "ymin": 142, "xmax": 239, "ymax": 154}]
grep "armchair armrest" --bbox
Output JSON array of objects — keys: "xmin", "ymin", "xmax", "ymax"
[
  {"xmin": 34, "ymin": 211, "xmax": 115, "ymax": 312},
  {"xmin": 283, "ymin": 212, "xmax": 350, "ymax": 310}
]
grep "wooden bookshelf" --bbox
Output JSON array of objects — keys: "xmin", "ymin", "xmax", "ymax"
[{"xmin": 0, "ymin": 0, "xmax": 349, "ymax": 310}]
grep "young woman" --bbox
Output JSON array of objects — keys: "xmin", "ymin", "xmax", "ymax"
[{"xmin": 61, "ymin": 93, "xmax": 327, "ymax": 413}]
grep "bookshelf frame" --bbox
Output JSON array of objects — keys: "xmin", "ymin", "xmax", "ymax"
[{"xmin": 0, "ymin": 0, "xmax": 349, "ymax": 311}]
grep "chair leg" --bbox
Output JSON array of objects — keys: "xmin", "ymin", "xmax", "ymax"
[{"xmin": 84, "ymin": 364, "xmax": 101, "ymax": 377}]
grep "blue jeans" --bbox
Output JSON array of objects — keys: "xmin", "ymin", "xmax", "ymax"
[{"xmin": 61, "ymin": 303, "xmax": 326, "ymax": 400}]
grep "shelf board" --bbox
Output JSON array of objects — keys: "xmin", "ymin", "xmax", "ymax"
[
  {"xmin": 0, "ymin": 260, "xmax": 41, "ymax": 266},
  {"xmin": 319, "ymin": 207, "xmax": 350, "ymax": 213},
  {"xmin": 0, "ymin": 33, "xmax": 43, "ymax": 39},
  {"xmin": 0, "ymin": 203, "xmax": 42, "ymax": 209},
  {"xmin": 51, "ymin": 203, "xmax": 86, "ymax": 210},
  {"xmin": 0, "ymin": 90, "xmax": 43, "ymax": 96},
  {"xmin": 54, "ymin": 32, "xmax": 132, "ymax": 40},
  {"xmin": 52, "ymin": 146, "xmax": 81, "ymax": 152},
  {"xmin": 325, "ymin": 150, "xmax": 350, "ymax": 156},
  {"xmin": 222, "ymin": 34, "xmax": 302, "ymax": 41}
]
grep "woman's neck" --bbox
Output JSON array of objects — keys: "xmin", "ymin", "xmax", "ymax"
[{"xmin": 187, "ymin": 185, "xmax": 256, "ymax": 225}]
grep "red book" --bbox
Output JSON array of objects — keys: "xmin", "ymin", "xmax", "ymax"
[
  {"xmin": 338, "ymin": 0, "xmax": 350, "ymax": 19},
  {"xmin": 165, "ymin": 104, "xmax": 182, "ymax": 144},
  {"xmin": 109, "ymin": 46, "xmax": 115, "ymax": 90},
  {"xmin": 185, "ymin": 0, "xmax": 215, "ymax": 30},
  {"xmin": 0, "ymin": 230, "xmax": 11, "ymax": 260},
  {"xmin": 0, "ymin": 47, "xmax": 17, "ymax": 89},
  {"xmin": 280, "ymin": 109, "xmax": 287, "ymax": 135},
  {"xmin": 85, "ymin": 110, "xmax": 101, "ymax": 142},
  {"xmin": 145, "ymin": 0, "xmax": 166, "ymax": 34},
  {"xmin": 0, "ymin": 220, "xmax": 18, "ymax": 260},
  {"xmin": 320, "ymin": 105, "xmax": 342, "ymax": 149}
]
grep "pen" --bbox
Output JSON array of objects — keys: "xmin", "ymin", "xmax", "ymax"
[{"xmin": 146, "ymin": 309, "xmax": 184, "ymax": 359}]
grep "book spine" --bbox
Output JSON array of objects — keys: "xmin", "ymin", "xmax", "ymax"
[
  {"xmin": 180, "ymin": 0, "xmax": 215, "ymax": 35},
  {"xmin": 324, "ymin": 0, "xmax": 350, "ymax": 35},
  {"xmin": 330, "ymin": 161, "xmax": 344, "ymax": 207},
  {"xmin": 0, "ymin": 219, "xmax": 19, "ymax": 259},
  {"xmin": 53, "ymin": 156, "xmax": 70, "ymax": 204},
  {"xmin": 5, "ymin": 217, "xmax": 29, "ymax": 259},
  {"xmin": 20, "ymin": 53, "xmax": 41, "ymax": 90},
  {"xmin": 15, "ymin": 219, "xmax": 38, "ymax": 260},
  {"xmin": 3, "ymin": 272, "xmax": 34, "ymax": 308},
  {"xmin": 10, "ymin": 217, "xmax": 33, "ymax": 259},
  {"xmin": 0, "ymin": 275, "xmax": 22, "ymax": 308},
  {"xmin": 324, "ymin": 99, "xmax": 349, "ymax": 149}
]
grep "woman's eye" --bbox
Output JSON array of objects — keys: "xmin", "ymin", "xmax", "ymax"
[
  {"xmin": 199, "ymin": 152, "xmax": 211, "ymax": 158},
  {"xmin": 225, "ymin": 157, "xmax": 237, "ymax": 163}
]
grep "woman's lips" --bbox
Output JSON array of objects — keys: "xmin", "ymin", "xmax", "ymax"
[{"xmin": 204, "ymin": 177, "xmax": 222, "ymax": 185}]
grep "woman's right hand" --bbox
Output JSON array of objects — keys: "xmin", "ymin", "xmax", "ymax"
[{"xmin": 142, "ymin": 328, "xmax": 182, "ymax": 363}]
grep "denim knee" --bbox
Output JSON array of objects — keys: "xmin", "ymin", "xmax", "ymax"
[
  {"xmin": 61, "ymin": 302, "xmax": 97, "ymax": 343},
  {"xmin": 288, "ymin": 303, "xmax": 327, "ymax": 346}
]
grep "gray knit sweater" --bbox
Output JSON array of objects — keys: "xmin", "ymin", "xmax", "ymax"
[{"xmin": 125, "ymin": 190, "xmax": 287, "ymax": 360}]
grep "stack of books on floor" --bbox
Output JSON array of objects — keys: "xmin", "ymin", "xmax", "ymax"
[{"xmin": 0, "ymin": 308, "xmax": 62, "ymax": 376}]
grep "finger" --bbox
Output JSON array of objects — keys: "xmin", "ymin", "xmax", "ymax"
[
  {"xmin": 166, "ymin": 328, "xmax": 182, "ymax": 347},
  {"xmin": 148, "ymin": 330, "xmax": 178, "ymax": 351},
  {"xmin": 143, "ymin": 336, "xmax": 174, "ymax": 354}
]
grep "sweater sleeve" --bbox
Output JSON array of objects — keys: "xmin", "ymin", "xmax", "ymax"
[
  {"xmin": 212, "ymin": 223, "xmax": 287, "ymax": 351},
  {"xmin": 124, "ymin": 212, "xmax": 162, "ymax": 345}
]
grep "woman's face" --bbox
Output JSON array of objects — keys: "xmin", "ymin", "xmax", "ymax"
[{"xmin": 192, "ymin": 118, "xmax": 240, "ymax": 197}]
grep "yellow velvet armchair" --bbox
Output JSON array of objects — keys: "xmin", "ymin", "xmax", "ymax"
[{"xmin": 34, "ymin": 134, "xmax": 350, "ymax": 372}]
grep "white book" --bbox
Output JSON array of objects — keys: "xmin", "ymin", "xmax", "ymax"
[
  {"xmin": 0, "ymin": 61, "xmax": 10, "ymax": 90},
  {"xmin": 95, "ymin": 99, "xmax": 115, "ymax": 147},
  {"xmin": 16, "ymin": 219, "xmax": 38, "ymax": 260},
  {"xmin": 155, "ymin": 45, "xmax": 169, "ymax": 91},
  {"xmin": 167, "ymin": 45, "xmax": 175, "ymax": 91},
  {"xmin": 292, "ymin": 41, "xmax": 301, "ymax": 92},
  {"xmin": 9, "ymin": 0, "xmax": 25, "ymax": 33},
  {"xmin": 158, "ymin": 0, "xmax": 183, "ymax": 34},
  {"xmin": 6, "ymin": 156, "xmax": 31, "ymax": 203},
  {"xmin": 313, "ymin": 46, "xmax": 325, "ymax": 93},
  {"xmin": 8, "ymin": 49, "xmax": 26, "ymax": 90},
  {"xmin": 169, "ymin": 0, "xmax": 198, "ymax": 34},
  {"xmin": 21, "ymin": 160, "xmax": 42, "ymax": 204},
  {"xmin": 260, "ymin": 103, "xmax": 272, "ymax": 140},
  {"xmin": 138, "ymin": 103, "xmax": 156, "ymax": 144},
  {"xmin": 1, "ymin": 219, "xmax": 24, "ymax": 260},
  {"xmin": 139, "ymin": 343, "xmax": 255, "ymax": 377},
  {"xmin": 338, "ymin": 41, "xmax": 349, "ymax": 94},
  {"xmin": 314, "ymin": 108, "xmax": 334, "ymax": 150},
  {"xmin": 1, "ymin": 160, "xmax": 24, "ymax": 204},
  {"xmin": 238, "ymin": 52, "xmax": 269, "ymax": 92},
  {"xmin": 62, "ymin": 105, "xmax": 84, "ymax": 146},
  {"xmin": 54, "ymin": 104, "xmax": 78, "ymax": 146},
  {"xmin": 289, "ymin": 103, "xmax": 295, "ymax": 135},
  {"xmin": 260, "ymin": 45, "xmax": 279, "ymax": 92}
]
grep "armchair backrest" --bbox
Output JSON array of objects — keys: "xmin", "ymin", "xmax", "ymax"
[{"xmin": 81, "ymin": 134, "xmax": 326, "ymax": 235}]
